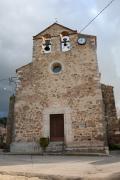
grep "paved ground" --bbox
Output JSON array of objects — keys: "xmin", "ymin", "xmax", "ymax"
[{"xmin": 0, "ymin": 152, "xmax": 120, "ymax": 179}]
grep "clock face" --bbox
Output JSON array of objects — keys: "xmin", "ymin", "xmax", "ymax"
[{"xmin": 77, "ymin": 37, "xmax": 86, "ymax": 45}]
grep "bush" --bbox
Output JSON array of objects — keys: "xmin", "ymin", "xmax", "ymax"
[
  {"xmin": 0, "ymin": 117, "xmax": 7, "ymax": 127},
  {"xmin": 0, "ymin": 135, "xmax": 9, "ymax": 150},
  {"xmin": 109, "ymin": 144, "xmax": 120, "ymax": 150},
  {"xmin": 3, "ymin": 144, "xmax": 10, "ymax": 152},
  {"xmin": 39, "ymin": 137, "xmax": 49, "ymax": 151}
]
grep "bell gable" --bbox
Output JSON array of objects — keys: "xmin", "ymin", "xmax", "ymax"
[{"xmin": 33, "ymin": 23, "xmax": 77, "ymax": 39}]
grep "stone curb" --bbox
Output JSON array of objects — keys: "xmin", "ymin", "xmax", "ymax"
[{"xmin": 0, "ymin": 152, "xmax": 109, "ymax": 156}]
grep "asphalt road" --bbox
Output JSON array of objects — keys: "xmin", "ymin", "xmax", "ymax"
[{"xmin": 0, "ymin": 151, "xmax": 120, "ymax": 179}]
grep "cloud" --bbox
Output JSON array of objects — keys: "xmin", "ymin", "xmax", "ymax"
[
  {"xmin": 94, "ymin": 0, "xmax": 120, "ymax": 107},
  {"xmin": 0, "ymin": 0, "xmax": 120, "ymax": 115}
]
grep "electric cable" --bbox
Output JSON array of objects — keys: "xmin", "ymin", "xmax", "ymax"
[{"xmin": 80, "ymin": 0, "xmax": 116, "ymax": 32}]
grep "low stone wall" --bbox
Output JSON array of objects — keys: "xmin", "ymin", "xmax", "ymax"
[
  {"xmin": 10, "ymin": 142, "xmax": 42, "ymax": 153},
  {"xmin": 10, "ymin": 142, "xmax": 108, "ymax": 154}
]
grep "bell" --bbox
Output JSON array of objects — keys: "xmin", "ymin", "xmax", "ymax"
[
  {"xmin": 63, "ymin": 38, "xmax": 67, "ymax": 46},
  {"xmin": 45, "ymin": 45, "xmax": 50, "ymax": 51},
  {"xmin": 64, "ymin": 42, "xmax": 67, "ymax": 46}
]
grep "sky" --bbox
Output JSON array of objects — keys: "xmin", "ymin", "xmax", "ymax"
[{"xmin": 0, "ymin": 0, "xmax": 120, "ymax": 117}]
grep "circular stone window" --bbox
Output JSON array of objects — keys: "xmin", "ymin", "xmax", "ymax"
[{"xmin": 51, "ymin": 62, "xmax": 62, "ymax": 74}]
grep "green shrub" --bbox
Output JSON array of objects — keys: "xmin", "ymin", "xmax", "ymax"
[
  {"xmin": 109, "ymin": 144, "xmax": 120, "ymax": 150},
  {"xmin": 39, "ymin": 137, "xmax": 49, "ymax": 151}
]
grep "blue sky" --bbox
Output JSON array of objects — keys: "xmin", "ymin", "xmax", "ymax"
[{"xmin": 0, "ymin": 0, "xmax": 120, "ymax": 116}]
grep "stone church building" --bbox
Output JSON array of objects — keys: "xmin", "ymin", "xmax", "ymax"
[{"xmin": 8, "ymin": 23, "xmax": 119, "ymax": 154}]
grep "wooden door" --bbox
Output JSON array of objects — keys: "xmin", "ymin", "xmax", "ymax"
[{"xmin": 50, "ymin": 114, "xmax": 64, "ymax": 141}]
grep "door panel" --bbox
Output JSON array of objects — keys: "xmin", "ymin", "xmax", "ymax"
[{"xmin": 50, "ymin": 114, "xmax": 64, "ymax": 141}]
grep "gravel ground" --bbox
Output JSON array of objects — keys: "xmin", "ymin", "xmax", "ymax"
[{"xmin": 0, "ymin": 175, "xmax": 44, "ymax": 180}]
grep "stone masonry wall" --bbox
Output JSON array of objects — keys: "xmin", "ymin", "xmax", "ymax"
[
  {"xmin": 11, "ymin": 24, "xmax": 106, "ymax": 153},
  {"xmin": 101, "ymin": 84, "xmax": 120, "ymax": 145}
]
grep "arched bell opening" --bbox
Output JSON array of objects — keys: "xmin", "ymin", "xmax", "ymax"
[
  {"xmin": 60, "ymin": 31, "xmax": 71, "ymax": 52},
  {"xmin": 42, "ymin": 34, "xmax": 52, "ymax": 53}
]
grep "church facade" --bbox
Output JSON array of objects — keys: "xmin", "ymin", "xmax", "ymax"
[{"xmin": 10, "ymin": 23, "xmax": 116, "ymax": 154}]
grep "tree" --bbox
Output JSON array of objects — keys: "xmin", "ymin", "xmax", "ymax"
[{"xmin": 0, "ymin": 117, "xmax": 7, "ymax": 127}]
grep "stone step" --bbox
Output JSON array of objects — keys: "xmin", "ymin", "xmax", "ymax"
[{"xmin": 47, "ymin": 142, "xmax": 64, "ymax": 152}]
